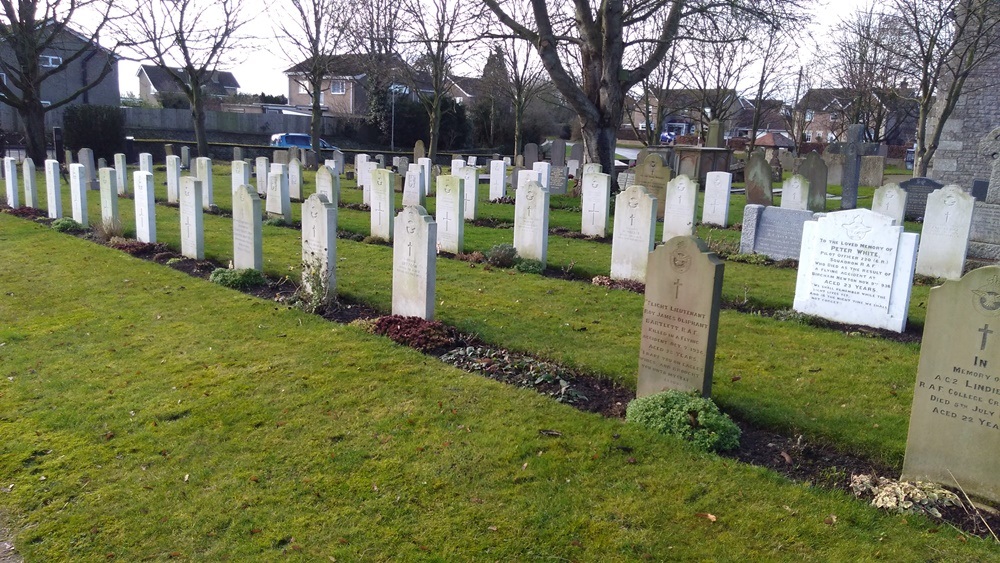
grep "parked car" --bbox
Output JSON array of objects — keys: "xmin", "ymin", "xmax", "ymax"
[
  {"xmin": 659, "ymin": 131, "xmax": 676, "ymax": 145},
  {"xmin": 270, "ymin": 133, "xmax": 337, "ymax": 150}
]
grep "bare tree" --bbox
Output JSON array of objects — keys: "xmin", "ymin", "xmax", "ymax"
[
  {"xmin": 624, "ymin": 27, "xmax": 680, "ymax": 147},
  {"xmin": 496, "ymin": 24, "xmax": 547, "ymax": 154},
  {"xmin": 484, "ymin": 0, "xmax": 806, "ymax": 176},
  {"xmin": 0, "ymin": 0, "xmax": 117, "ymax": 162},
  {"xmin": 275, "ymin": 0, "xmax": 351, "ymax": 161},
  {"xmin": 114, "ymin": 0, "xmax": 249, "ymax": 157},
  {"xmin": 745, "ymin": 28, "xmax": 796, "ymax": 151},
  {"xmin": 345, "ymin": 0, "xmax": 404, "ymax": 139}
]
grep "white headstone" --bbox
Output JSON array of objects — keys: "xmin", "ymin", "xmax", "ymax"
[
  {"xmin": 69, "ymin": 163, "xmax": 87, "ymax": 227},
  {"xmin": 302, "ymin": 193, "xmax": 338, "ymax": 298},
  {"xmin": 459, "ymin": 166, "xmax": 478, "ymax": 220},
  {"xmin": 662, "ymin": 174, "xmax": 698, "ymax": 242},
  {"xmin": 232, "ymin": 160, "xmax": 251, "ymax": 194},
  {"xmin": 316, "ymin": 165, "xmax": 340, "ymax": 206},
  {"xmin": 4, "ymin": 157, "xmax": 19, "ymax": 209},
  {"xmin": 871, "ymin": 183, "xmax": 908, "ymax": 225},
  {"xmin": 78, "ymin": 148, "xmax": 97, "ymax": 190},
  {"xmin": 583, "ymin": 163, "xmax": 602, "ymax": 176},
  {"xmin": 581, "ymin": 171, "xmax": 610, "ymax": 237},
  {"xmin": 517, "ymin": 169, "xmax": 540, "ymax": 190},
  {"xmin": 779, "ymin": 174, "xmax": 810, "ymax": 211},
  {"xmin": 355, "ymin": 153, "xmax": 370, "ymax": 188},
  {"xmin": 370, "ymin": 168, "xmax": 395, "ymax": 240},
  {"xmin": 363, "ymin": 161, "xmax": 379, "ymax": 206},
  {"xmin": 134, "ymin": 171, "xmax": 156, "ymax": 243},
  {"xmin": 166, "ymin": 155, "xmax": 181, "ymax": 203},
  {"xmin": 403, "ymin": 165, "xmax": 425, "ymax": 207},
  {"xmin": 915, "ymin": 185, "xmax": 974, "ymax": 280},
  {"xmin": 393, "ymin": 205, "xmax": 437, "ymax": 319},
  {"xmin": 435, "ymin": 175, "xmax": 465, "ymax": 254},
  {"xmin": 418, "ymin": 157, "xmax": 432, "ymax": 195},
  {"xmin": 288, "ymin": 158, "xmax": 303, "ymax": 200},
  {"xmin": 702, "ymin": 171, "xmax": 732, "ymax": 227},
  {"xmin": 567, "ymin": 159, "xmax": 580, "ymax": 179},
  {"xmin": 489, "ymin": 160, "xmax": 506, "ymax": 200},
  {"xmin": 610, "ymin": 185, "xmax": 657, "ymax": 282},
  {"xmin": 232, "ymin": 185, "xmax": 263, "ymax": 271},
  {"xmin": 324, "ymin": 159, "xmax": 338, "ymax": 174},
  {"xmin": 22, "ymin": 158, "xmax": 37, "ymax": 208},
  {"xmin": 466, "ymin": 155, "xmax": 477, "ymax": 167},
  {"xmin": 139, "ymin": 152, "xmax": 153, "ymax": 175},
  {"xmin": 179, "ymin": 177, "xmax": 204, "ymax": 259},
  {"xmin": 44, "ymin": 159, "xmax": 61, "ymax": 219},
  {"xmin": 514, "ymin": 180, "xmax": 549, "ymax": 263},
  {"xmin": 114, "ymin": 153, "xmax": 127, "ymax": 195},
  {"xmin": 98, "ymin": 168, "xmax": 119, "ymax": 225},
  {"xmin": 195, "ymin": 157, "xmax": 214, "ymax": 209},
  {"xmin": 532, "ymin": 161, "xmax": 551, "ymax": 191},
  {"xmin": 451, "ymin": 159, "xmax": 465, "ymax": 172},
  {"xmin": 332, "ymin": 149, "xmax": 345, "ymax": 174},
  {"xmin": 793, "ymin": 208, "xmax": 918, "ymax": 332},
  {"xmin": 255, "ymin": 157, "xmax": 269, "ymax": 196},
  {"xmin": 266, "ymin": 166, "xmax": 291, "ymax": 222}
]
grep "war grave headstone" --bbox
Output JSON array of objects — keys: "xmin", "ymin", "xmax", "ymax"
[
  {"xmin": 273, "ymin": 150, "xmax": 289, "ymax": 165},
  {"xmin": 166, "ymin": 155, "xmax": 181, "ymax": 203},
  {"xmin": 514, "ymin": 180, "xmax": 550, "ymax": 263},
  {"xmin": 637, "ymin": 236, "xmax": 724, "ymax": 398},
  {"xmin": 179, "ymin": 177, "xmax": 205, "ymax": 259},
  {"xmin": 744, "ymin": 151, "xmax": 773, "ymax": 206},
  {"xmin": 180, "ymin": 146, "xmax": 191, "ymax": 170},
  {"xmin": 3, "ymin": 157, "xmax": 18, "ymax": 208},
  {"xmin": 355, "ymin": 153, "xmax": 370, "ymax": 191},
  {"xmin": 414, "ymin": 140, "xmax": 426, "ymax": 161},
  {"xmin": 392, "ymin": 156, "xmax": 401, "ymax": 169},
  {"xmin": 228, "ymin": 185, "xmax": 263, "ymax": 271},
  {"xmin": 871, "ymin": 183, "xmax": 907, "ymax": 225},
  {"xmin": 610, "ymin": 185, "xmax": 657, "ymax": 282},
  {"xmin": 302, "ymin": 193, "xmax": 338, "ymax": 298},
  {"xmin": 793, "ymin": 208, "xmax": 918, "ymax": 332},
  {"xmin": 436, "ymin": 175, "xmax": 465, "ymax": 254},
  {"xmin": 232, "ymin": 160, "xmax": 251, "ymax": 194},
  {"xmin": 489, "ymin": 160, "xmax": 506, "ymax": 200},
  {"xmin": 532, "ymin": 161, "xmax": 552, "ymax": 191},
  {"xmin": 266, "ymin": 167, "xmax": 292, "ymax": 222},
  {"xmin": 140, "ymin": 153, "xmax": 153, "ymax": 175},
  {"xmin": 333, "ymin": 149, "xmax": 346, "ymax": 174},
  {"xmin": 288, "ymin": 158, "xmax": 303, "ymax": 200},
  {"xmin": 63, "ymin": 149, "xmax": 74, "ymax": 167},
  {"xmin": 114, "ymin": 153, "xmax": 127, "ymax": 195},
  {"xmin": 196, "ymin": 157, "xmax": 214, "ymax": 209},
  {"xmin": 915, "ymin": 185, "xmax": 974, "ymax": 280},
  {"xmin": 826, "ymin": 124, "xmax": 880, "ymax": 209},
  {"xmin": 78, "ymin": 148, "xmax": 98, "ymax": 190},
  {"xmin": 403, "ymin": 165, "xmax": 425, "ymax": 207},
  {"xmin": 799, "ymin": 151, "xmax": 829, "ymax": 212},
  {"xmin": 393, "ymin": 205, "xmax": 437, "ymax": 320},
  {"xmin": 702, "ymin": 171, "xmax": 732, "ymax": 227},
  {"xmin": 397, "ymin": 156, "xmax": 409, "ymax": 176},
  {"xmin": 634, "ymin": 154, "xmax": 672, "ymax": 219},
  {"xmin": 549, "ymin": 165, "xmax": 568, "ymax": 195},
  {"xmin": 899, "ymin": 176, "xmax": 944, "ymax": 220},
  {"xmin": 570, "ymin": 143, "xmax": 584, "ymax": 163},
  {"xmin": 523, "ymin": 143, "xmax": 539, "ymax": 168},
  {"xmin": 134, "ymin": 171, "xmax": 156, "ymax": 243},
  {"xmin": 375, "ymin": 154, "xmax": 387, "ymax": 168},
  {"xmin": 466, "ymin": 155, "xmax": 477, "ymax": 167},
  {"xmin": 860, "ymin": 155, "xmax": 885, "ymax": 187},
  {"xmin": 581, "ymin": 171, "xmax": 610, "ymax": 237},
  {"xmin": 98, "ymin": 159, "xmax": 107, "ymax": 175},
  {"xmin": 902, "ymin": 266, "xmax": 1000, "ymax": 503},
  {"xmin": 98, "ymin": 168, "xmax": 119, "ymax": 225},
  {"xmin": 370, "ymin": 168, "xmax": 395, "ymax": 240},
  {"xmin": 315, "ymin": 165, "xmax": 340, "ymax": 207},
  {"xmin": 739, "ymin": 205, "xmax": 818, "ymax": 261},
  {"xmin": 583, "ymin": 162, "xmax": 602, "ymax": 176},
  {"xmin": 44, "ymin": 159, "xmax": 62, "ymax": 219},
  {"xmin": 567, "ymin": 159, "xmax": 580, "ymax": 180},
  {"xmin": 233, "ymin": 146, "xmax": 243, "ymax": 162},
  {"xmin": 451, "ymin": 158, "xmax": 465, "ymax": 173},
  {"xmin": 69, "ymin": 163, "xmax": 88, "ymax": 227},
  {"xmin": 779, "ymin": 174, "xmax": 810, "ymax": 211},
  {"xmin": 255, "ymin": 157, "xmax": 270, "ymax": 196},
  {"xmin": 967, "ymin": 127, "xmax": 1000, "ymax": 262},
  {"xmin": 503, "ymin": 156, "xmax": 511, "ymax": 166},
  {"xmin": 22, "ymin": 158, "xmax": 37, "ymax": 209},
  {"xmin": 551, "ymin": 138, "xmax": 566, "ymax": 167},
  {"xmin": 459, "ymin": 166, "xmax": 479, "ymax": 219},
  {"xmin": 823, "ymin": 153, "xmax": 845, "ymax": 187},
  {"xmin": 418, "ymin": 157, "xmax": 432, "ymax": 195},
  {"xmin": 363, "ymin": 161, "xmax": 380, "ymax": 206},
  {"xmin": 517, "ymin": 168, "xmax": 540, "ymax": 190},
  {"xmin": 164, "ymin": 144, "xmax": 174, "ymax": 158},
  {"xmin": 662, "ymin": 175, "xmax": 698, "ymax": 241}
]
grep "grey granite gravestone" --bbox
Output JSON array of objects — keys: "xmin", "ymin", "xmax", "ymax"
[
  {"xmin": 523, "ymin": 143, "xmax": 539, "ymax": 168},
  {"xmin": 744, "ymin": 151, "xmax": 773, "ymax": 206},
  {"xmin": 899, "ymin": 176, "xmax": 944, "ymax": 220},
  {"xmin": 550, "ymin": 138, "xmax": 566, "ymax": 166},
  {"xmin": 798, "ymin": 151, "xmax": 828, "ymax": 212},
  {"xmin": 739, "ymin": 205, "xmax": 818, "ymax": 261},
  {"xmin": 826, "ymin": 124, "xmax": 880, "ymax": 209}
]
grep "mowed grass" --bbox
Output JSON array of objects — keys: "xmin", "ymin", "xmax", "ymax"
[{"xmin": 0, "ymin": 215, "xmax": 996, "ymax": 560}]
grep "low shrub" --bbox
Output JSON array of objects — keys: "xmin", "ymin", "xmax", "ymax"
[
  {"xmin": 456, "ymin": 251, "xmax": 486, "ymax": 263},
  {"xmin": 51, "ymin": 218, "xmax": 85, "ymax": 233},
  {"xmin": 209, "ymin": 268, "xmax": 268, "ymax": 290},
  {"xmin": 92, "ymin": 218, "xmax": 124, "ymax": 242},
  {"xmin": 625, "ymin": 390, "xmax": 741, "ymax": 453},
  {"xmin": 362, "ymin": 235, "xmax": 389, "ymax": 245},
  {"xmin": 515, "ymin": 259, "xmax": 546, "ymax": 274},
  {"xmin": 106, "ymin": 237, "xmax": 168, "ymax": 256},
  {"xmin": 485, "ymin": 243, "xmax": 518, "ymax": 268},
  {"xmin": 371, "ymin": 315, "xmax": 463, "ymax": 353},
  {"xmin": 263, "ymin": 217, "xmax": 289, "ymax": 227}
]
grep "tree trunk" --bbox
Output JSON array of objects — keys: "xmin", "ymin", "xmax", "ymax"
[
  {"xmin": 513, "ymin": 99, "xmax": 524, "ymax": 158},
  {"xmin": 580, "ymin": 119, "xmax": 618, "ymax": 190},
  {"xmin": 190, "ymin": 86, "xmax": 209, "ymax": 158},
  {"xmin": 311, "ymin": 79, "xmax": 324, "ymax": 168},
  {"xmin": 427, "ymin": 98, "xmax": 442, "ymax": 160},
  {"xmin": 22, "ymin": 102, "xmax": 47, "ymax": 163}
]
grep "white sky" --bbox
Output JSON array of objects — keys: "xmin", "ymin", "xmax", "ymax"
[{"xmin": 116, "ymin": 0, "xmax": 870, "ymax": 99}]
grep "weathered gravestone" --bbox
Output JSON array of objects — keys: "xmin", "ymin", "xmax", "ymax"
[
  {"xmin": 134, "ymin": 171, "xmax": 156, "ymax": 243},
  {"xmin": 403, "ymin": 164, "xmax": 425, "ymax": 207},
  {"xmin": 634, "ymin": 154, "xmax": 672, "ymax": 219},
  {"xmin": 232, "ymin": 160, "xmax": 251, "ymax": 194},
  {"xmin": 826, "ymin": 124, "xmax": 880, "ymax": 209},
  {"xmin": 114, "ymin": 153, "xmax": 127, "ymax": 195},
  {"xmin": 332, "ymin": 149, "xmax": 345, "ymax": 174},
  {"xmin": 779, "ymin": 174, "xmax": 810, "ymax": 211},
  {"xmin": 702, "ymin": 171, "xmax": 732, "ymax": 227},
  {"xmin": 744, "ymin": 151, "xmax": 773, "ymax": 206},
  {"xmin": 266, "ymin": 167, "xmax": 292, "ymax": 222},
  {"xmin": 610, "ymin": 185, "xmax": 656, "ymax": 282},
  {"xmin": 570, "ymin": 143, "xmax": 584, "ymax": 163},
  {"xmin": 823, "ymin": 153, "xmax": 845, "ymax": 187},
  {"xmin": 3, "ymin": 157, "xmax": 19, "ymax": 208},
  {"xmin": 413, "ymin": 140, "xmax": 426, "ymax": 161},
  {"xmin": 637, "ymin": 236, "xmax": 724, "ymax": 398},
  {"xmin": 435, "ymin": 175, "xmax": 465, "ymax": 254},
  {"xmin": 22, "ymin": 158, "xmax": 37, "ymax": 208},
  {"xmin": 166, "ymin": 155, "xmax": 181, "ymax": 203},
  {"xmin": 523, "ymin": 143, "xmax": 539, "ymax": 168},
  {"xmin": 69, "ymin": 163, "xmax": 87, "ymax": 226},
  {"xmin": 231, "ymin": 185, "xmax": 263, "ymax": 271},
  {"xmin": 164, "ymin": 144, "xmax": 174, "ymax": 158},
  {"xmin": 179, "ymin": 177, "xmax": 204, "ymax": 259},
  {"xmin": 255, "ymin": 157, "xmax": 270, "ymax": 196},
  {"xmin": 799, "ymin": 151, "xmax": 828, "ymax": 212},
  {"xmin": 316, "ymin": 165, "xmax": 339, "ymax": 206},
  {"xmin": 233, "ymin": 146, "xmax": 243, "ymax": 162},
  {"xmin": 662, "ymin": 175, "xmax": 698, "ymax": 241},
  {"xmin": 78, "ymin": 148, "xmax": 97, "ymax": 190},
  {"xmin": 871, "ymin": 183, "xmax": 907, "ymax": 225},
  {"xmin": 302, "ymin": 194, "xmax": 338, "ymax": 299},
  {"xmin": 915, "ymin": 185, "xmax": 974, "ymax": 280},
  {"xmin": 902, "ymin": 265, "xmax": 1000, "ymax": 503},
  {"xmin": 548, "ymin": 165, "xmax": 568, "ymax": 195},
  {"xmin": 273, "ymin": 150, "xmax": 289, "ymax": 165},
  {"xmin": 393, "ymin": 205, "xmax": 437, "ymax": 320},
  {"xmin": 793, "ymin": 208, "xmax": 918, "ymax": 332},
  {"xmin": 370, "ymin": 168, "xmax": 395, "ymax": 240},
  {"xmin": 459, "ymin": 166, "xmax": 479, "ymax": 219},
  {"xmin": 580, "ymin": 171, "xmax": 610, "ymax": 237},
  {"xmin": 196, "ymin": 157, "xmax": 214, "ymax": 209},
  {"xmin": 550, "ymin": 138, "xmax": 566, "ymax": 166},
  {"xmin": 899, "ymin": 176, "xmax": 944, "ymax": 220},
  {"xmin": 44, "ymin": 159, "xmax": 62, "ymax": 218},
  {"xmin": 739, "ymin": 205, "xmax": 818, "ymax": 261},
  {"xmin": 514, "ymin": 180, "xmax": 549, "ymax": 263},
  {"xmin": 582, "ymin": 162, "xmax": 602, "ymax": 176},
  {"xmin": 288, "ymin": 158, "xmax": 303, "ymax": 200},
  {"xmin": 98, "ymin": 168, "xmax": 119, "ymax": 225},
  {"xmin": 567, "ymin": 159, "xmax": 580, "ymax": 180},
  {"xmin": 966, "ymin": 127, "xmax": 1000, "ymax": 262},
  {"xmin": 860, "ymin": 155, "xmax": 885, "ymax": 187},
  {"xmin": 139, "ymin": 152, "xmax": 153, "ymax": 175},
  {"xmin": 489, "ymin": 160, "xmax": 506, "ymax": 200},
  {"xmin": 180, "ymin": 146, "xmax": 190, "ymax": 170}
]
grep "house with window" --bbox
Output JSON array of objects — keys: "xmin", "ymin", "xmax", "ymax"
[
  {"xmin": 626, "ymin": 88, "xmax": 741, "ymax": 139},
  {"xmin": 446, "ymin": 75, "xmax": 481, "ymax": 105},
  {"xmin": 795, "ymin": 87, "xmax": 917, "ymax": 146},
  {"xmin": 137, "ymin": 65, "xmax": 240, "ymax": 108}
]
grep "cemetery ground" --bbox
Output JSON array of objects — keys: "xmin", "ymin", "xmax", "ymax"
[{"xmin": 0, "ymin": 164, "xmax": 997, "ymax": 559}]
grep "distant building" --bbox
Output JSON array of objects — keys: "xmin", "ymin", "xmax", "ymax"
[
  {"xmin": 137, "ymin": 65, "xmax": 240, "ymax": 107},
  {"xmin": 795, "ymin": 88, "xmax": 916, "ymax": 146},
  {"xmin": 446, "ymin": 75, "xmax": 482, "ymax": 105}
]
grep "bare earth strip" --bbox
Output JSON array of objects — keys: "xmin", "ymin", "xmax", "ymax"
[{"xmin": 0, "ymin": 513, "xmax": 21, "ymax": 563}]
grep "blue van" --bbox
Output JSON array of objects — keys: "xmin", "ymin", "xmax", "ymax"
[{"xmin": 270, "ymin": 133, "xmax": 337, "ymax": 150}]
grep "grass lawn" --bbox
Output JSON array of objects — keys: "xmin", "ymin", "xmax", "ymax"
[{"xmin": 1, "ymin": 214, "xmax": 996, "ymax": 560}]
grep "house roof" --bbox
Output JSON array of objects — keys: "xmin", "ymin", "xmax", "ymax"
[
  {"xmin": 448, "ymin": 75, "xmax": 481, "ymax": 98},
  {"xmin": 285, "ymin": 53, "xmax": 434, "ymax": 92},
  {"xmin": 138, "ymin": 65, "xmax": 239, "ymax": 96},
  {"xmin": 731, "ymin": 99, "xmax": 787, "ymax": 129},
  {"xmin": 754, "ymin": 131, "xmax": 796, "ymax": 148},
  {"xmin": 654, "ymin": 88, "xmax": 739, "ymax": 110}
]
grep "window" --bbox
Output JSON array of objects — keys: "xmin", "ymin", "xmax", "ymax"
[
  {"xmin": 330, "ymin": 80, "xmax": 345, "ymax": 94},
  {"xmin": 298, "ymin": 83, "xmax": 307, "ymax": 95},
  {"xmin": 41, "ymin": 101, "xmax": 51, "ymax": 107},
  {"xmin": 805, "ymin": 109, "xmax": 815, "ymax": 121},
  {"xmin": 805, "ymin": 131, "xmax": 813, "ymax": 142},
  {"xmin": 39, "ymin": 55, "xmax": 62, "ymax": 68}
]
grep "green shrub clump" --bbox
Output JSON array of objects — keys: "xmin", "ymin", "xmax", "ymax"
[
  {"xmin": 514, "ymin": 259, "xmax": 545, "ymax": 274},
  {"xmin": 485, "ymin": 243, "xmax": 519, "ymax": 268},
  {"xmin": 63, "ymin": 105, "xmax": 125, "ymax": 162},
  {"xmin": 625, "ymin": 390, "xmax": 741, "ymax": 453},
  {"xmin": 209, "ymin": 268, "xmax": 267, "ymax": 290},
  {"xmin": 51, "ymin": 218, "xmax": 85, "ymax": 233}
]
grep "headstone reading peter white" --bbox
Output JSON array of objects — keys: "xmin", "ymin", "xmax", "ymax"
[
  {"xmin": 634, "ymin": 154, "xmax": 671, "ymax": 219},
  {"xmin": 739, "ymin": 205, "xmax": 818, "ymax": 261},
  {"xmin": 793, "ymin": 208, "xmax": 918, "ymax": 332},
  {"xmin": 403, "ymin": 165, "xmax": 425, "ymax": 207},
  {"xmin": 179, "ymin": 177, "xmax": 205, "ymax": 259},
  {"xmin": 22, "ymin": 158, "xmax": 37, "ymax": 209},
  {"xmin": 232, "ymin": 160, "xmax": 251, "ymax": 194},
  {"xmin": 779, "ymin": 174, "xmax": 809, "ymax": 211},
  {"xmin": 139, "ymin": 152, "xmax": 153, "ymax": 175},
  {"xmin": 514, "ymin": 180, "xmax": 549, "ymax": 263},
  {"xmin": 98, "ymin": 168, "xmax": 119, "ymax": 225},
  {"xmin": 662, "ymin": 175, "xmax": 698, "ymax": 242},
  {"xmin": 44, "ymin": 159, "xmax": 62, "ymax": 218},
  {"xmin": 637, "ymin": 236, "xmax": 724, "ymax": 398},
  {"xmin": 799, "ymin": 151, "xmax": 828, "ymax": 212},
  {"xmin": 915, "ymin": 185, "xmax": 974, "ymax": 280},
  {"xmin": 255, "ymin": 157, "xmax": 270, "ymax": 196},
  {"xmin": 266, "ymin": 167, "xmax": 291, "ymax": 222},
  {"xmin": 315, "ymin": 165, "xmax": 339, "ymax": 206},
  {"xmin": 393, "ymin": 205, "xmax": 437, "ymax": 320},
  {"xmin": 489, "ymin": 160, "xmax": 506, "ymax": 200},
  {"xmin": 134, "ymin": 171, "xmax": 156, "ymax": 243},
  {"xmin": 902, "ymin": 265, "xmax": 1000, "ymax": 503},
  {"xmin": 744, "ymin": 151, "xmax": 773, "ymax": 206},
  {"xmin": 232, "ymin": 185, "xmax": 263, "ymax": 271},
  {"xmin": 166, "ymin": 155, "xmax": 181, "ymax": 203},
  {"xmin": 302, "ymin": 193, "xmax": 338, "ymax": 299},
  {"xmin": 370, "ymin": 168, "xmax": 395, "ymax": 240},
  {"xmin": 580, "ymin": 171, "xmax": 610, "ymax": 237},
  {"xmin": 459, "ymin": 166, "xmax": 478, "ymax": 219},
  {"xmin": 195, "ymin": 157, "xmax": 214, "ymax": 209},
  {"xmin": 826, "ymin": 123, "xmax": 880, "ymax": 209},
  {"xmin": 435, "ymin": 175, "xmax": 465, "ymax": 254},
  {"xmin": 899, "ymin": 176, "xmax": 944, "ymax": 220},
  {"xmin": 69, "ymin": 163, "xmax": 88, "ymax": 226},
  {"xmin": 701, "ymin": 171, "xmax": 732, "ymax": 227},
  {"xmin": 610, "ymin": 185, "xmax": 657, "ymax": 282},
  {"xmin": 288, "ymin": 158, "xmax": 303, "ymax": 200},
  {"xmin": 871, "ymin": 183, "xmax": 907, "ymax": 225},
  {"xmin": 114, "ymin": 153, "xmax": 127, "ymax": 195}
]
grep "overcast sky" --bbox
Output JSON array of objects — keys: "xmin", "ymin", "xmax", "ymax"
[{"xmin": 117, "ymin": 0, "xmax": 870, "ymax": 99}]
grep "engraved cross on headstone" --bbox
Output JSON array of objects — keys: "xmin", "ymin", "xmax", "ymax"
[
  {"xmin": 977, "ymin": 126, "xmax": 1000, "ymax": 204},
  {"xmin": 980, "ymin": 324, "xmax": 994, "ymax": 351},
  {"xmin": 588, "ymin": 203, "xmax": 599, "ymax": 225},
  {"xmin": 827, "ymin": 123, "xmax": 879, "ymax": 210}
]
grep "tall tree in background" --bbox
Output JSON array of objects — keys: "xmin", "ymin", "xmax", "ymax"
[
  {"xmin": 746, "ymin": 28, "xmax": 796, "ymax": 151},
  {"xmin": 115, "ymin": 0, "xmax": 249, "ymax": 157},
  {"xmin": 624, "ymin": 22, "xmax": 680, "ymax": 147},
  {"xmin": 275, "ymin": 0, "xmax": 350, "ymax": 162},
  {"xmin": 346, "ymin": 0, "xmax": 403, "ymax": 141},
  {"xmin": 0, "ymin": 0, "xmax": 116, "ymax": 162},
  {"xmin": 471, "ymin": 46, "xmax": 512, "ymax": 149}
]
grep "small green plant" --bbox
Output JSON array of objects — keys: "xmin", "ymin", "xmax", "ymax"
[
  {"xmin": 485, "ymin": 243, "xmax": 519, "ymax": 268},
  {"xmin": 515, "ymin": 259, "xmax": 546, "ymax": 274},
  {"xmin": 348, "ymin": 317, "xmax": 378, "ymax": 333},
  {"xmin": 92, "ymin": 218, "xmax": 125, "ymax": 242},
  {"xmin": 726, "ymin": 252, "xmax": 771, "ymax": 266},
  {"xmin": 263, "ymin": 217, "xmax": 289, "ymax": 227},
  {"xmin": 296, "ymin": 255, "xmax": 335, "ymax": 313},
  {"xmin": 51, "ymin": 218, "xmax": 85, "ymax": 233},
  {"xmin": 850, "ymin": 474, "xmax": 961, "ymax": 518},
  {"xmin": 209, "ymin": 268, "xmax": 267, "ymax": 290},
  {"xmin": 625, "ymin": 390, "xmax": 741, "ymax": 453},
  {"xmin": 362, "ymin": 235, "xmax": 389, "ymax": 245},
  {"xmin": 166, "ymin": 257, "xmax": 185, "ymax": 266}
]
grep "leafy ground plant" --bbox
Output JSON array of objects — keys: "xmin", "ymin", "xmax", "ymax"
[
  {"xmin": 209, "ymin": 267, "xmax": 268, "ymax": 290},
  {"xmin": 50, "ymin": 217, "xmax": 85, "ymax": 233},
  {"xmin": 514, "ymin": 259, "xmax": 545, "ymax": 274},
  {"xmin": 485, "ymin": 243, "xmax": 518, "ymax": 267},
  {"xmin": 626, "ymin": 390, "xmax": 741, "ymax": 452},
  {"xmin": 850, "ymin": 474, "xmax": 961, "ymax": 518}
]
